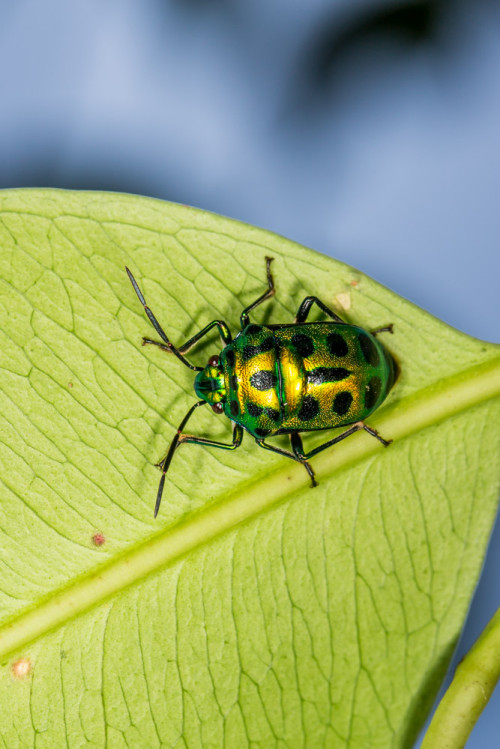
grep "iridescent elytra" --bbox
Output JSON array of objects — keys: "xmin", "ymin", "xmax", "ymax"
[{"xmin": 126, "ymin": 258, "xmax": 398, "ymax": 516}]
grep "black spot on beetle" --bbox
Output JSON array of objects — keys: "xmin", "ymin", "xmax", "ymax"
[
  {"xmin": 224, "ymin": 349, "xmax": 235, "ymax": 367},
  {"xmin": 264, "ymin": 408, "xmax": 281, "ymax": 422},
  {"xmin": 245, "ymin": 324, "xmax": 262, "ymax": 336},
  {"xmin": 242, "ymin": 336, "xmax": 274, "ymax": 360},
  {"xmin": 359, "ymin": 333, "xmax": 380, "ymax": 367},
  {"xmin": 365, "ymin": 376, "xmax": 382, "ymax": 410},
  {"xmin": 333, "ymin": 391, "xmax": 353, "ymax": 416},
  {"xmin": 250, "ymin": 370, "xmax": 277, "ymax": 391},
  {"xmin": 247, "ymin": 402, "xmax": 262, "ymax": 417},
  {"xmin": 230, "ymin": 400, "xmax": 239, "ymax": 417},
  {"xmin": 230, "ymin": 374, "xmax": 239, "ymax": 390},
  {"xmin": 326, "ymin": 332, "xmax": 349, "ymax": 357},
  {"xmin": 307, "ymin": 367, "xmax": 351, "ymax": 385},
  {"xmin": 291, "ymin": 333, "xmax": 315, "ymax": 357},
  {"xmin": 242, "ymin": 345, "xmax": 257, "ymax": 360},
  {"xmin": 255, "ymin": 427, "xmax": 270, "ymax": 438},
  {"xmin": 297, "ymin": 395, "xmax": 320, "ymax": 421}
]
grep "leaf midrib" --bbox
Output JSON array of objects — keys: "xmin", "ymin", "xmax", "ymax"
[{"xmin": 1, "ymin": 356, "xmax": 499, "ymax": 660}]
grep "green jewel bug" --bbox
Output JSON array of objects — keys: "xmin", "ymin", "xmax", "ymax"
[{"xmin": 126, "ymin": 258, "xmax": 398, "ymax": 517}]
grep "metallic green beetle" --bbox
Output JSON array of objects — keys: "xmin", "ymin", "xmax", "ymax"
[{"xmin": 126, "ymin": 258, "xmax": 398, "ymax": 516}]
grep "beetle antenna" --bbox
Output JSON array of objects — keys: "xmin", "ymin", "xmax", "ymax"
[
  {"xmin": 126, "ymin": 266, "xmax": 203, "ymax": 372},
  {"xmin": 154, "ymin": 400, "xmax": 206, "ymax": 517}
]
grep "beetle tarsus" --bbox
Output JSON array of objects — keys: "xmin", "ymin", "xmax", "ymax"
[
  {"xmin": 370, "ymin": 324, "xmax": 394, "ymax": 336},
  {"xmin": 360, "ymin": 423, "xmax": 392, "ymax": 447},
  {"xmin": 239, "ymin": 256, "xmax": 276, "ymax": 328},
  {"xmin": 142, "ymin": 337, "xmax": 173, "ymax": 352},
  {"xmin": 301, "ymin": 460, "xmax": 317, "ymax": 486}
]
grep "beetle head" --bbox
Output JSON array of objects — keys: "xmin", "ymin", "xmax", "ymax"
[{"xmin": 194, "ymin": 356, "xmax": 226, "ymax": 412}]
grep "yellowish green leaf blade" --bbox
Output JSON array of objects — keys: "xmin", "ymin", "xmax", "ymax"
[{"xmin": 0, "ymin": 189, "xmax": 499, "ymax": 748}]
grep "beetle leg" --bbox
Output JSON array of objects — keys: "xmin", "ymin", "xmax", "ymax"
[
  {"xmin": 294, "ymin": 296, "xmax": 345, "ymax": 324},
  {"xmin": 370, "ymin": 324, "xmax": 394, "ymax": 336},
  {"xmin": 143, "ymin": 319, "xmax": 232, "ymax": 356},
  {"xmin": 154, "ymin": 415, "xmax": 244, "ymax": 518},
  {"xmin": 174, "ymin": 424, "xmax": 244, "ymax": 451},
  {"xmin": 290, "ymin": 433, "xmax": 318, "ymax": 487},
  {"xmin": 303, "ymin": 421, "xmax": 392, "ymax": 461},
  {"xmin": 153, "ymin": 400, "xmax": 205, "ymax": 516},
  {"xmin": 255, "ymin": 436, "xmax": 317, "ymax": 487},
  {"xmin": 359, "ymin": 423, "xmax": 392, "ymax": 447},
  {"xmin": 240, "ymin": 257, "xmax": 275, "ymax": 328}
]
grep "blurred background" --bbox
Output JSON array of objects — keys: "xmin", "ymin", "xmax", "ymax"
[{"xmin": 1, "ymin": 0, "xmax": 498, "ymax": 743}]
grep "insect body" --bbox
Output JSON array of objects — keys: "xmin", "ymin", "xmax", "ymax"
[{"xmin": 127, "ymin": 259, "xmax": 397, "ymax": 516}]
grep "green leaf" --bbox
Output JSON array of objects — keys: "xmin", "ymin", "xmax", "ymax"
[{"xmin": 0, "ymin": 188, "xmax": 498, "ymax": 748}]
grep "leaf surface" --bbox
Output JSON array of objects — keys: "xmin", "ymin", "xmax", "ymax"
[{"xmin": 0, "ymin": 189, "xmax": 499, "ymax": 748}]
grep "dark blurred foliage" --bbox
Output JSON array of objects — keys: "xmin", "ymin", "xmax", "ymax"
[
  {"xmin": 0, "ymin": 0, "xmax": 448, "ymax": 194},
  {"xmin": 291, "ymin": 0, "xmax": 444, "ymax": 112},
  {"xmin": 307, "ymin": 0, "xmax": 442, "ymax": 82}
]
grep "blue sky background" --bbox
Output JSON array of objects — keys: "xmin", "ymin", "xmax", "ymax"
[{"xmin": 1, "ymin": 0, "xmax": 498, "ymax": 744}]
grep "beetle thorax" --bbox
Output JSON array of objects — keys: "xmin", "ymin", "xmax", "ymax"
[{"xmin": 194, "ymin": 364, "xmax": 226, "ymax": 405}]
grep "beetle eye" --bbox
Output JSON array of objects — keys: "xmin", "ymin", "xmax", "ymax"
[
  {"xmin": 208, "ymin": 355, "xmax": 219, "ymax": 367},
  {"xmin": 211, "ymin": 402, "xmax": 224, "ymax": 414}
]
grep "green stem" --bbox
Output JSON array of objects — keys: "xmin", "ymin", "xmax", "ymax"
[{"xmin": 421, "ymin": 607, "xmax": 500, "ymax": 749}]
